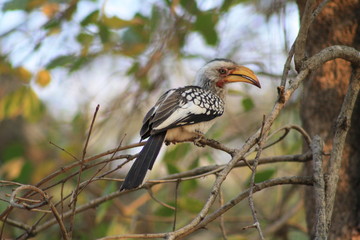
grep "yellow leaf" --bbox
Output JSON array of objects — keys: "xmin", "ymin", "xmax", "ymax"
[
  {"xmin": 102, "ymin": 15, "xmax": 143, "ymax": 29},
  {"xmin": 28, "ymin": 0, "xmax": 46, "ymax": 9},
  {"xmin": 0, "ymin": 62, "xmax": 12, "ymax": 74},
  {"xmin": 16, "ymin": 67, "xmax": 32, "ymax": 83},
  {"xmin": 42, "ymin": 3, "xmax": 59, "ymax": 18},
  {"xmin": 36, "ymin": 69, "xmax": 51, "ymax": 87},
  {"xmin": 47, "ymin": 27, "xmax": 61, "ymax": 36},
  {"xmin": 33, "ymin": 161, "xmax": 56, "ymax": 183},
  {"xmin": 0, "ymin": 157, "xmax": 24, "ymax": 180}
]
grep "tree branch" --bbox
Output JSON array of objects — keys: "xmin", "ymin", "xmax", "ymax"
[
  {"xmin": 311, "ymin": 135, "xmax": 326, "ymax": 238},
  {"xmin": 96, "ymin": 176, "xmax": 313, "ymax": 240},
  {"xmin": 294, "ymin": 0, "xmax": 316, "ymax": 71},
  {"xmin": 324, "ymin": 67, "xmax": 360, "ymax": 231}
]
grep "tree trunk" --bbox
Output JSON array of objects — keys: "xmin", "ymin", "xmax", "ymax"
[{"xmin": 296, "ymin": 0, "xmax": 360, "ymax": 239}]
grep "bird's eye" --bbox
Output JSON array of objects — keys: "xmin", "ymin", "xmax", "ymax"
[{"xmin": 218, "ymin": 68, "xmax": 228, "ymax": 75}]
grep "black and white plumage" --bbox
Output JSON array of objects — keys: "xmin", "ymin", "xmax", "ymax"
[{"xmin": 120, "ymin": 59, "xmax": 261, "ymax": 190}]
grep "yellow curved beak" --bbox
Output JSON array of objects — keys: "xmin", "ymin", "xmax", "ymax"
[{"xmin": 224, "ymin": 66, "xmax": 261, "ymax": 88}]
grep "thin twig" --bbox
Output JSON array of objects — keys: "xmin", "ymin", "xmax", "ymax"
[
  {"xmin": 195, "ymin": 176, "xmax": 313, "ymax": 234},
  {"xmin": 76, "ymin": 134, "xmax": 127, "ymax": 197},
  {"xmin": 218, "ymin": 188, "xmax": 228, "ymax": 240},
  {"xmin": 100, "ymin": 176, "xmax": 313, "ymax": 240},
  {"xmin": 68, "ymin": 104, "xmax": 100, "ymax": 238},
  {"xmin": 247, "ymin": 115, "xmax": 266, "ymax": 240},
  {"xmin": 264, "ymin": 200, "xmax": 303, "ymax": 235},
  {"xmin": 265, "ymin": 124, "xmax": 312, "ymax": 148},
  {"xmin": 173, "ymin": 180, "xmax": 180, "ymax": 231},
  {"xmin": 49, "ymin": 141, "xmax": 79, "ymax": 161},
  {"xmin": 9, "ymin": 185, "xmax": 69, "ymax": 240},
  {"xmin": 147, "ymin": 188, "xmax": 175, "ymax": 211}
]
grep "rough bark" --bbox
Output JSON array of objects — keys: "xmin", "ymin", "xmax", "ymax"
[{"xmin": 297, "ymin": 0, "xmax": 360, "ymax": 239}]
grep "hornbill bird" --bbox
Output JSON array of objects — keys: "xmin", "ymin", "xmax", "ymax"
[{"xmin": 120, "ymin": 58, "xmax": 261, "ymax": 190}]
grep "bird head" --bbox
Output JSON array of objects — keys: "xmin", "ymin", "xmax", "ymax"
[{"xmin": 195, "ymin": 59, "xmax": 260, "ymax": 96}]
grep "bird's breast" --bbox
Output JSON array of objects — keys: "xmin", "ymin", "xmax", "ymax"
[{"xmin": 165, "ymin": 119, "xmax": 217, "ymax": 143}]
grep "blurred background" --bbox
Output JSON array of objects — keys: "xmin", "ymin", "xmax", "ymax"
[{"xmin": 0, "ymin": 0, "xmax": 307, "ymax": 239}]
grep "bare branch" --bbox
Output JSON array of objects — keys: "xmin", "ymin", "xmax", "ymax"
[
  {"xmin": 26, "ymin": 152, "xmax": 311, "ymax": 236},
  {"xmin": 218, "ymin": 188, "xmax": 228, "ymax": 240},
  {"xmin": 197, "ymin": 176, "xmax": 313, "ymax": 231},
  {"xmin": 247, "ymin": 115, "xmax": 266, "ymax": 240},
  {"xmin": 68, "ymin": 104, "xmax": 100, "ymax": 238},
  {"xmin": 294, "ymin": 0, "xmax": 316, "ymax": 71},
  {"xmin": 303, "ymin": 45, "xmax": 360, "ymax": 70},
  {"xmin": 96, "ymin": 176, "xmax": 313, "ymax": 240},
  {"xmin": 9, "ymin": 185, "xmax": 69, "ymax": 240},
  {"xmin": 325, "ymin": 67, "xmax": 360, "ymax": 231},
  {"xmin": 281, "ymin": 0, "xmax": 331, "ymax": 87},
  {"xmin": 311, "ymin": 135, "xmax": 326, "ymax": 238}
]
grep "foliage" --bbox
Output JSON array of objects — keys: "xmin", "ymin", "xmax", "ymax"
[{"xmin": 0, "ymin": 0, "xmax": 312, "ymax": 240}]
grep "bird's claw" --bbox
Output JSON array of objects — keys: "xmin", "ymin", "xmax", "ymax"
[
  {"xmin": 165, "ymin": 140, "xmax": 177, "ymax": 146},
  {"xmin": 193, "ymin": 138, "xmax": 205, "ymax": 147},
  {"xmin": 193, "ymin": 131, "xmax": 206, "ymax": 147}
]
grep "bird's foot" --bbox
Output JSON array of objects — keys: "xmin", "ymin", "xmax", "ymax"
[
  {"xmin": 193, "ymin": 131, "xmax": 206, "ymax": 147},
  {"xmin": 164, "ymin": 140, "xmax": 176, "ymax": 146}
]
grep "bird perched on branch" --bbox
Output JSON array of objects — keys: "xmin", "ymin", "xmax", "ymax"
[{"xmin": 120, "ymin": 58, "xmax": 260, "ymax": 190}]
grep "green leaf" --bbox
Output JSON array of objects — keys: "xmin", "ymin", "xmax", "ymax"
[
  {"xmin": 126, "ymin": 62, "xmax": 140, "ymax": 76},
  {"xmin": 122, "ymin": 27, "xmax": 143, "ymax": 43},
  {"xmin": 3, "ymin": 0, "xmax": 30, "ymax": 11},
  {"xmin": 69, "ymin": 56, "xmax": 90, "ymax": 72},
  {"xmin": 96, "ymin": 182, "xmax": 116, "ymax": 222},
  {"xmin": 180, "ymin": 179, "xmax": 198, "ymax": 194},
  {"xmin": 43, "ymin": 18, "xmax": 61, "ymax": 29},
  {"xmin": 242, "ymin": 97, "xmax": 254, "ymax": 112},
  {"xmin": 15, "ymin": 160, "xmax": 33, "ymax": 183},
  {"xmin": 102, "ymin": 15, "xmax": 142, "ymax": 29},
  {"xmin": 46, "ymin": 55, "xmax": 74, "ymax": 69},
  {"xmin": 155, "ymin": 202, "xmax": 175, "ymax": 217},
  {"xmin": 164, "ymin": 144, "xmax": 191, "ymax": 174},
  {"xmin": 194, "ymin": 12, "xmax": 219, "ymax": 46},
  {"xmin": 0, "ymin": 86, "xmax": 44, "ymax": 121},
  {"xmin": 166, "ymin": 161, "xmax": 180, "ymax": 174},
  {"xmin": 120, "ymin": 25, "xmax": 149, "ymax": 56},
  {"xmin": 206, "ymin": 153, "xmax": 216, "ymax": 164},
  {"xmin": 150, "ymin": 6, "xmax": 162, "ymax": 32},
  {"xmin": 76, "ymin": 33, "xmax": 93, "ymax": 45},
  {"xmin": 245, "ymin": 168, "xmax": 276, "ymax": 187},
  {"xmin": 180, "ymin": 0, "xmax": 199, "ymax": 14},
  {"xmin": 81, "ymin": 10, "xmax": 99, "ymax": 26},
  {"xmin": 220, "ymin": 0, "xmax": 248, "ymax": 12},
  {"xmin": 179, "ymin": 197, "xmax": 203, "ymax": 213},
  {"xmin": 1, "ymin": 143, "xmax": 24, "ymax": 161},
  {"xmin": 98, "ymin": 24, "xmax": 110, "ymax": 43},
  {"xmin": 189, "ymin": 157, "xmax": 199, "ymax": 169},
  {"xmin": 163, "ymin": 144, "xmax": 190, "ymax": 163}
]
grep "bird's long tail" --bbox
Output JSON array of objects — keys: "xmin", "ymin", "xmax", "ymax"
[{"xmin": 120, "ymin": 131, "xmax": 166, "ymax": 191}]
